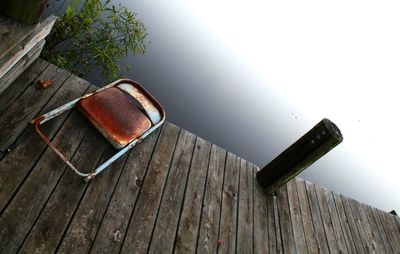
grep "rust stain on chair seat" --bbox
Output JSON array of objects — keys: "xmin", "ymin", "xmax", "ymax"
[{"xmin": 78, "ymin": 87, "xmax": 152, "ymax": 148}]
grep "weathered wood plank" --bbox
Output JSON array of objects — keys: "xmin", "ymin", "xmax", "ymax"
[
  {"xmin": 172, "ymin": 137, "xmax": 211, "ymax": 254},
  {"xmin": 357, "ymin": 203, "xmax": 384, "ymax": 254},
  {"xmin": 1, "ymin": 0, "xmax": 48, "ymax": 25},
  {"xmin": 253, "ymin": 165, "xmax": 269, "ymax": 254},
  {"xmin": 388, "ymin": 213, "xmax": 400, "ymax": 252},
  {"xmin": 330, "ymin": 192, "xmax": 358, "ymax": 253},
  {"xmin": 272, "ymin": 194, "xmax": 283, "ymax": 254},
  {"xmin": 119, "ymin": 123, "xmax": 180, "ymax": 254},
  {"xmin": 348, "ymin": 197, "xmax": 379, "ymax": 253},
  {"xmin": 377, "ymin": 209, "xmax": 400, "ymax": 253},
  {"xmin": 0, "ymin": 63, "xmax": 71, "ymax": 151},
  {"xmin": 0, "ymin": 110, "xmax": 90, "ymax": 253},
  {"xmin": 257, "ymin": 119, "xmax": 343, "ymax": 193},
  {"xmin": 196, "ymin": 145, "xmax": 226, "ymax": 253},
  {"xmin": 147, "ymin": 130, "xmax": 196, "ymax": 253},
  {"xmin": 395, "ymin": 215, "xmax": 400, "ymax": 243},
  {"xmin": 266, "ymin": 194, "xmax": 278, "ymax": 254},
  {"xmin": 286, "ymin": 179, "xmax": 307, "ymax": 253},
  {"xmin": 0, "ymin": 58, "xmax": 48, "ymax": 115},
  {"xmin": 237, "ymin": 159, "xmax": 254, "ymax": 253},
  {"xmin": 0, "ymin": 39, "xmax": 45, "ymax": 96},
  {"xmin": 56, "ymin": 141, "xmax": 132, "ymax": 253},
  {"xmin": 0, "ymin": 75, "xmax": 90, "ymax": 212},
  {"xmin": 0, "ymin": 63, "xmax": 398, "ymax": 254},
  {"xmin": 275, "ymin": 185, "xmax": 296, "ymax": 254},
  {"xmin": 361, "ymin": 203, "xmax": 390, "ymax": 254},
  {"xmin": 340, "ymin": 194, "xmax": 367, "ymax": 253},
  {"xmin": 323, "ymin": 188, "xmax": 350, "ymax": 253},
  {"xmin": 217, "ymin": 152, "xmax": 240, "ymax": 254},
  {"xmin": 89, "ymin": 128, "xmax": 161, "ymax": 254},
  {"xmin": 314, "ymin": 185, "xmax": 340, "ymax": 253},
  {"xmin": 368, "ymin": 206, "xmax": 396, "ymax": 253},
  {"xmin": 305, "ymin": 181, "xmax": 329, "ymax": 254},
  {"xmin": 0, "ymin": 16, "xmax": 56, "ymax": 80},
  {"xmin": 0, "ymin": 17, "xmax": 33, "ymax": 59},
  {"xmin": 294, "ymin": 178, "xmax": 319, "ymax": 254},
  {"xmin": 18, "ymin": 127, "xmax": 108, "ymax": 253}
]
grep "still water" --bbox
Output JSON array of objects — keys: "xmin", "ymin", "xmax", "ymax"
[{"xmin": 44, "ymin": 0, "xmax": 400, "ymax": 213}]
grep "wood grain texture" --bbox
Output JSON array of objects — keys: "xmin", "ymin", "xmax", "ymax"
[
  {"xmin": 388, "ymin": 213, "xmax": 400, "ymax": 252},
  {"xmin": 173, "ymin": 137, "xmax": 211, "ymax": 254},
  {"xmin": 119, "ymin": 123, "xmax": 180, "ymax": 254},
  {"xmin": 217, "ymin": 152, "xmax": 240, "ymax": 254},
  {"xmin": 340, "ymin": 194, "xmax": 367, "ymax": 253},
  {"xmin": 349, "ymin": 197, "xmax": 379, "ymax": 253},
  {"xmin": 0, "ymin": 75, "xmax": 89, "ymax": 212},
  {"xmin": 377, "ymin": 209, "xmax": 400, "ymax": 253},
  {"xmin": 89, "ymin": 128, "xmax": 161, "ymax": 254},
  {"xmin": 56, "ymin": 143, "xmax": 130, "ymax": 253},
  {"xmin": 0, "ymin": 58, "xmax": 48, "ymax": 114},
  {"xmin": 323, "ymin": 188, "xmax": 349, "ymax": 254},
  {"xmin": 305, "ymin": 181, "xmax": 329, "ymax": 254},
  {"xmin": 368, "ymin": 206, "xmax": 395, "ymax": 253},
  {"xmin": 0, "ymin": 109, "xmax": 90, "ymax": 253},
  {"xmin": 0, "ymin": 63, "xmax": 70, "ymax": 151},
  {"xmin": 330, "ymin": 191, "xmax": 358, "ymax": 253},
  {"xmin": 237, "ymin": 159, "xmax": 254, "ymax": 254},
  {"xmin": 314, "ymin": 185, "xmax": 340, "ymax": 253},
  {"xmin": 275, "ymin": 185, "xmax": 296, "ymax": 254},
  {"xmin": 371, "ymin": 207, "xmax": 397, "ymax": 253},
  {"xmin": 0, "ymin": 17, "xmax": 33, "ymax": 59},
  {"xmin": 272, "ymin": 194, "xmax": 283, "ymax": 254},
  {"xmin": 0, "ymin": 16, "xmax": 56, "ymax": 80},
  {"xmin": 360, "ymin": 203, "xmax": 389, "ymax": 254},
  {"xmin": 0, "ymin": 39, "xmax": 45, "ymax": 96},
  {"xmin": 1, "ymin": 60, "xmax": 398, "ymax": 254},
  {"xmin": 18, "ymin": 126, "xmax": 108, "ymax": 253},
  {"xmin": 295, "ymin": 178, "xmax": 319, "ymax": 254},
  {"xmin": 286, "ymin": 179, "xmax": 307, "ymax": 253},
  {"xmin": 253, "ymin": 165, "xmax": 269, "ymax": 254},
  {"xmin": 196, "ymin": 145, "xmax": 226, "ymax": 254},
  {"xmin": 148, "ymin": 130, "xmax": 196, "ymax": 254},
  {"xmin": 266, "ymin": 194, "xmax": 278, "ymax": 254}
]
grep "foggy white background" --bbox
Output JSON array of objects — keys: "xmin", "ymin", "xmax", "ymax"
[
  {"xmin": 183, "ymin": 0, "xmax": 400, "ymax": 211},
  {"xmin": 89, "ymin": 0, "xmax": 400, "ymax": 212}
]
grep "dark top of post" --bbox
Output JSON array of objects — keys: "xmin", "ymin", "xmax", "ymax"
[{"xmin": 256, "ymin": 118, "xmax": 343, "ymax": 193}]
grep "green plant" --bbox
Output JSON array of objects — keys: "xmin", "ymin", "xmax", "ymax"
[{"xmin": 42, "ymin": 0, "xmax": 147, "ymax": 81}]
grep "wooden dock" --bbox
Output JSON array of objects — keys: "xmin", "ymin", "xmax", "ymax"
[{"xmin": 0, "ymin": 59, "xmax": 399, "ymax": 253}]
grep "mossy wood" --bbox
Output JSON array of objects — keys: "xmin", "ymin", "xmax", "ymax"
[{"xmin": 256, "ymin": 118, "xmax": 343, "ymax": 193}]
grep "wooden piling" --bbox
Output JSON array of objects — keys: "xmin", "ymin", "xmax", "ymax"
[
  {"xmin": 0, "ymin": 0, "xmax": 47, "ymax": 25},
  {"xmin": 256, "ymin": 118, "xmax": 343, "ymax": 193}
]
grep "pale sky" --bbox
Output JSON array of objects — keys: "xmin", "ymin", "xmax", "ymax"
[
  {"xmin": 182, "ymin": 0, "xmax": 400, "ymax": 211},
  {"xmin": 112, "ymin": 0, "xmax": 400, "ymax": 212}
]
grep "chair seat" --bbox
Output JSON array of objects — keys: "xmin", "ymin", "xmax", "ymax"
[{"xmin": 78, "ymin": 87, "xmax": 152, "ymax": 148}]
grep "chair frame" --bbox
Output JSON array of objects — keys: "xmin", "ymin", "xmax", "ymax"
[{"xmin": 31, "ymin": 79, "xmax": 165, "ymax": 182}]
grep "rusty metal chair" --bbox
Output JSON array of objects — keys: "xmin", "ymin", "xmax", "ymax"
[{"xmin": 31, "ymin": 79, "xmax": 165, "ymax": 181}]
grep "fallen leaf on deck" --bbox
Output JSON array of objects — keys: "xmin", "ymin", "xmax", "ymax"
[{"xmin": 36, "ymin": 79, "xmax": 54, "ymax": 89}]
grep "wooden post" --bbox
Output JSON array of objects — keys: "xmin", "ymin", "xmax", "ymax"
[
  {"xmin": 0, "ymin": 0, "xmax": 47, "ymax": 24},
  {"xmin": 256, "ymin": 118, "xmax": 343, "ymax": 193}
]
